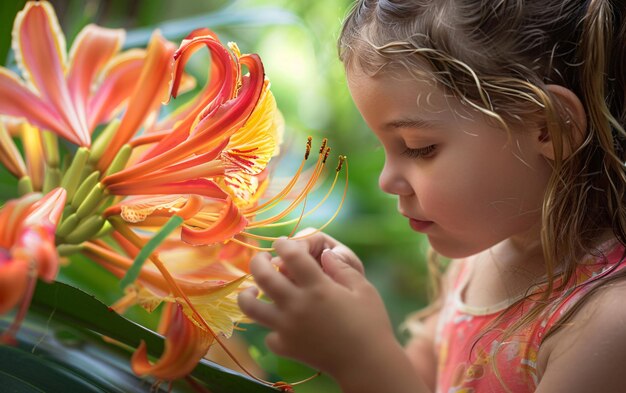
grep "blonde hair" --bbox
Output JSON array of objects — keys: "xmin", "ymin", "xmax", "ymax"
[{"xmin": 339, "ymin": 0, "xmax": 626, "ymax": 356}]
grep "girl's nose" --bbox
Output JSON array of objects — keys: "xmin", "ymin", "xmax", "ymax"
[{"xmin": 378, "ymin": 160, "xmax": 413, "ymax": 196}]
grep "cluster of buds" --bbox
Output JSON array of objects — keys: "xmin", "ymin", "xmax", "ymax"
[{"xmin": 0, "ymin": 1, "xmax": 346, "ymax": 385}]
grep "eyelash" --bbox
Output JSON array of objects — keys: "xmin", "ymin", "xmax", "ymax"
[{"xmin": 402, "ymin": 145, "xmax": 437, "ymax": 159}]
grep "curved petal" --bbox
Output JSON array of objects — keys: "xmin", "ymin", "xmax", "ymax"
[
  {"xmin": 112, "ymin": 53, "xmax": 265, "ymax": 183},
  {"xmin": 0, "ymin": 68, "xmax": 74, "ymax": 142},
  {"xmin": 131, "ymin": 304, "xmax": 214, "ymax": 381},
  {"xmin": 167, "ymin": 29, "xmax": 218, "ymax": 99},
  {"xmin": 24, "ymin": 187, "xmax": 66, "ymax": 228},
  {"xmin": 181, "ymin": 197, "xmax": 247, "ymax": 245},
  {"xmin": 107, "ymin": 179, "xmax": 228, "ymax": 199},
  {"xmin": 139, "ymin": 32, "xmax": 238, "ymax": 163},
  {"xmin": 118, "ymin": 195, "xmax": 188, "ymax": 223},
  {"xmin": 13, "ymin": 1, "xmax": 89, "ymax": 146},
  {"xmin": 67, "ymin": 24, "xmax": 125, "ymax": 135},
  {"xmin": 87, "ymin": 49, "xmax": 145, "ymax": 129},
  {"xmin": 0, "ymin": 121, "xmax": 27, "ymax": 178},
  {"xmin": 0, "ymin": 194, "xmax": 38, "ymax": 248},
  {"xmin": 17, "ymin": 226, "xmax": 58, "ymax": 282},
  {"xmin": 21, "ymin": 188, "xmax": 65, "ymax": 281},
  {"xmin": 103, "ymin": 137, "xmax": 229, "ymax": 188},
  {"xmin": 98, "ymin": 31, "xmax": 176, "ymax": 171}
]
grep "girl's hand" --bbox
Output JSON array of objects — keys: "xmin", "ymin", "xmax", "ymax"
[
  {"xmin": 237, "ymin": 236, "xmax": 398, "ymax": 381},
  {"xmin": 271, "ymin": 228, "xmax": 365, "ymax": 278}
]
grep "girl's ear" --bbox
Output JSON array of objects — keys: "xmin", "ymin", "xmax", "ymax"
[{"xmin": 537, "ymin": 84, "xmax": 588, "ymax": 160}]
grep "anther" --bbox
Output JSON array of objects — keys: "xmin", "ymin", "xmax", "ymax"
[
  {"xmin": 305, "ymin": 136, "xmax": 312, "ymax": 160},
  {"xmin": 336, "ymin": 155, "xmax": 346, "ymax": 172},
  {"xmin": 319, "ymin": 138, "xmax": 327, "ymax": 154},
  {"xmin": 322, "ymin": 147, "xmax": 331, "ymax": 164}
]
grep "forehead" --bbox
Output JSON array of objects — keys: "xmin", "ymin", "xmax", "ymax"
[{"xmin": 346, "ymin": 67, "xmax": 465, "ymax": 121}]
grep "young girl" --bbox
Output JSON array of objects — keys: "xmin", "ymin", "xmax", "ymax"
[{"xmin": 238, "ymin": 0, "xmax": 626, "ymax": 392}]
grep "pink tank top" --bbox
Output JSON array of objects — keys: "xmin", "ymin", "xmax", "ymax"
[{"xmin": 435, "ymin": 241, "xmax": 626, "ymax": 393}]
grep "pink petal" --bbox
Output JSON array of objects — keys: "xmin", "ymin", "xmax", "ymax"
[
  {"xmin": 97, "ymin": 31, "xmax": 176, "ymax": 171},
  {"xmin": 13, "ymin": 2, "xmax": 89, "ymax": 146},
  {"xmin": 0, "ymin": 68, "xmax": 77, "ymax": 143},
  {"xmin": 24, "ymin": 187, "xmax": 67, "ymax": 227},
  {"xmin": 87, "ymin": 49, "xmax": 145, "ymax": 130},
  {"xmin": 67, "ymin": 24, "xmax": 125, "ymax": 135}
]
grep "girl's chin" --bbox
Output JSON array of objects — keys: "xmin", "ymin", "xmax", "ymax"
[{"xmin": 427, "ymin": 235, "xmax": 491, "ymax": 260}]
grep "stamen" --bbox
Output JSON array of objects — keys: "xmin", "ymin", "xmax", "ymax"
[
  {"xmin": 228, "ymin": 237, "xmax": 274, "ymax": 251},
  {"xmin": 109, "ymin": 219, "xmax": 271, "ymax": 385},
  {"xmin": 288, "ymin": 156, "xmax": 348, "ymax": 241},
  {"xmin": 336, "ymin": 155, "xmax": 345, "ymax": 172},
  {"xmin": 246, "ymin": 144, "xmax": 326, "ymax": 227},
  {"xmin": 305, "ymin": 136, "xmax": 312, "ymax": 160},
  {"xmin": 319, "ymin": 138, "xmax": 327, "ymax": 154},
  {"xmin": 250, "ymin": 156, "xmax": 344, "ymax": 229}
]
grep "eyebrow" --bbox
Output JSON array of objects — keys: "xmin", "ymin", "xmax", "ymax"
[{"xmin": 384, "ymin": 117, "xmax": 439, "ymax": 130}]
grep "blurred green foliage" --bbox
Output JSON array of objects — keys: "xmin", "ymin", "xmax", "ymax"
[{"xmin": 4, "ymin": 0, "xmax": 432, "ymax": 391}]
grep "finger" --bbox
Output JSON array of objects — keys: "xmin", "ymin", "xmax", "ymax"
[
  {"xmin": 237, "ymin": 287, "xmax": 282, "ymax": 329},
  {"xmin": 330, "ymin": 244, "xmax": 365, "ymax": 275},
  {"xmin": 321, "ymin": 249, "xmax": 365, "ymax": 289},
  {"xmin": 292, "ymin": 228, "xmax": 340, "ymax": 260},
  {"xmin": 265, "ymin": 331, "xmax": 288, "ymax": 357},
  {"xmin": 249, "ymin": 252, "xmax": 295, "ymax": 304},
  {"xmin": 273, "ymin": 238, "xmax": 325, "ymax": 286},
  {"xmin": 270, "ymin": 256, "xmax": 294, "ymax": 282}
]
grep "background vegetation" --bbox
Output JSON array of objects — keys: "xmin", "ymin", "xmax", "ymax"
[{"xmin": 2, "ymin": 1, "xmax": 431, "ymax": 391}]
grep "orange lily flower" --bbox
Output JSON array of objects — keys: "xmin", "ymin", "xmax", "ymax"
[
  {"xmin": 0, "ymin": 187, "xmax": 66, "ymax": 341},
  {"xmin": 0, "ymin": 1, "xmax": 177, "ymax": 151},
  {"xmin": 109, "ymin": 137, "xmax": 347, "ymax": 248},
  {"xmin": 101, "ymin": 33, "xmax": 268, "ymax": 196},
  {"xmin": 81, "ymin": 235, "xmax": 252, "ymax": 381},
  {"xmin": 132, "ymin": 303, "xmax": 214, "ymax": 381},
  {"xmin": 0, "ymin": 2, "xmax": 348, "ymax": 387}
]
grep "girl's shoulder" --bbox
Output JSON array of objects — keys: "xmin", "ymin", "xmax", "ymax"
[
  {"xmin": 536, "ymin": 241, "xmax": 626, "ymax": 382},
  {"xmin": 535, "ymin": 271, "xmax": 626, "ymax": 391}
]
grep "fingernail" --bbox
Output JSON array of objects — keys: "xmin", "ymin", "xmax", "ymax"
[
  {"xmin": 322, "ymin": 248, "xmax": 336, "ymax": 257},
  {"xmin": 247, "ymin": 286, "xmax": 260, "ymax": 297}
]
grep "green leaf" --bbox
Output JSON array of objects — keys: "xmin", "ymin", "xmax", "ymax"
[
  {"xmin": 1, "ymin": 280, "xmax": 279, "ymax": 393},
  {"xmin": 120, "ymin": 215, "xmax": 184, "ymax": 289}
]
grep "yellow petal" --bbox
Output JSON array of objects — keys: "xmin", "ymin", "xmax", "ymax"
[
  {"xmin": 119, "ymin": 195, "xmax": 188, "ymax": 223},
  {"xmin": 222, "ymin": 80, "xmax": 279, "ymax": 175},
  {"xmin": 0, "ymin": 121, "xmax": 27, "ymax": 178},
  {"xmin": 19, "ymin": 122, "xmax": 45, "ymax": 191}
]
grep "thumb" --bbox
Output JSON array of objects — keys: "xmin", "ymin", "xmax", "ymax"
[{"xmin": 321, "ymin": 249, "xmax": 363, "ymax": 289}]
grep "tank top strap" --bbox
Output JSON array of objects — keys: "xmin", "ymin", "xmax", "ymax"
[{"xmin": 532, "ymin": 242, "xmax": 626, "ymax": 345}]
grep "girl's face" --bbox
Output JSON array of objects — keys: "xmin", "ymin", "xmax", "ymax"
[{"xmin": 347, "ymin": 69, "xmax": 553, "ymax": 258}]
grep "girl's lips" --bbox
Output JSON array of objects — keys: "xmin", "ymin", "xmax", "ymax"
[{"xmin": 409, "ymin": 218, "xmax": 433, "ymax": 232}]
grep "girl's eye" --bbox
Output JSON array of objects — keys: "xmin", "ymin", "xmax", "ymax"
[{"xmin": 402, "ymin": 144, "xmax": 437, "ymax": 159}]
